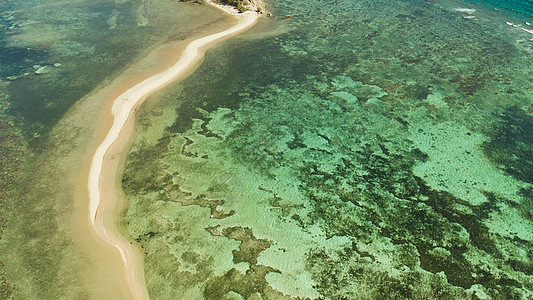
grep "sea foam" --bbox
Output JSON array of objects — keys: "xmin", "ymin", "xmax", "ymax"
[{"xmin": 455, "ymin": 8, "xmax": 476, "ymax": 14}]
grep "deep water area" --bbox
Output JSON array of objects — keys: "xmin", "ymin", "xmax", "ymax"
[{"xmin": 123, "ymin": 0, "xmax": 533, "ymax": 298}]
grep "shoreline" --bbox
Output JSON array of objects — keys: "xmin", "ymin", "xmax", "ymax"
[
  {"xmin": 206, "ymin": 0, "xmax": 268, "ymax": 15},
  {"xmin": 85, "ymin": 6, "xmax": 260, "ymax": 299}
]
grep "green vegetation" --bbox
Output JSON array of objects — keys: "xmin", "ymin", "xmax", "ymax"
[
  {"xmin": 180, "ymin": 0, "xmax": 206, "ymax": 3},
  {"xmin": 219, "ymin": 0, "xmax": 248, "ymax": 6},
  {"xmin": 181, "ymin": 0, "xmax": 248, "ymax": 9},
  {"xmin": 215, "ymin": 0, "xmax": 251, "ymax": 12}
]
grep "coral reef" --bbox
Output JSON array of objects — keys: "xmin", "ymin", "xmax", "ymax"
[{"xmin": 123, "ymin": 0, "xmax": 533, "ymax": 298}]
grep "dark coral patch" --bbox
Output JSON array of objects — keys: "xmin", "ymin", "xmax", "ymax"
[{"xmin": 483, "ymin": 106, "xmax": 533, "ymax": 184}]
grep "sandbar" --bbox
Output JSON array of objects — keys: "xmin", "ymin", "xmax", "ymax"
[{"xmin": 86, "ymin": 8, "xmax": 260, "ymax": 300}]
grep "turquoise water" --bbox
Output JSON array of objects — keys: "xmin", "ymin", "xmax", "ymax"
[
  {"xmin": 0, "ymin": 0, "xmax": 532, "ymax": 298},
  {"xmin": 123, "ymin": 0, "xmax": 533, "ymax": 298},
  {"xmin": 463, "ymin": 0, "xmax": 533, "ymax": 17}
]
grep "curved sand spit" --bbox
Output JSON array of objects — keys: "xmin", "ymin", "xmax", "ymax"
[{"xmin": 87, "ymin": 11, "xmax": 259, "ymax": 299}]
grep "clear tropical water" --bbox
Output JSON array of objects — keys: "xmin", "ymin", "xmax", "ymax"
[
  {"xmin": 122, "ymin": 0, "xmax": 533, "ymax": 298},
  {"xmin": 463, "ymin": 0, "xmax": 533, "ymax": 17},
  {"xmin": 0, "ymin": 0, "xmax": 229, "ymax": 298},
  {"xmin": 0, "ymin": 0, "xmax": 532, "ymax": 298}
]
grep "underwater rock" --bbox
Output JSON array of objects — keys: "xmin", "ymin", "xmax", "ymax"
[
  {"xmin": 483, "ymin": 106, "xmax": 533, "ymax": 184},
  {"xmin": 331, "ymin": 75, "xmax": 388, "ymax": 101},
  {"xmin": 330, "ymin": 91, "xmax": 359, "ymax": 108},
  {"xmin": 424, "ymin": 92, "xmax": 449, "ymax": 109},
  {"xmin": 34, "ymin": 66, "xmax": 48, "ymax": 74}
]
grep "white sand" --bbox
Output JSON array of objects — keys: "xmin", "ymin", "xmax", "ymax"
[{"xmin": 87, "ymin": 10, "xmax": 259, "ymax": 299}]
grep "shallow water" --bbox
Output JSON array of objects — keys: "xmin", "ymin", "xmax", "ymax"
[
  {"xmin": 0, "ymin": 0, "xmax": 230, "ymax": 298},
  {"xmin": 123, "ymin": 0, "xmax": 533, "ymax": 298},
  {"xmin": 0, "ymin": 0, "xmax": 224, "ymax": 147}
]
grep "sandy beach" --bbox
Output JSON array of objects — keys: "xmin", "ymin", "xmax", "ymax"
[{"xmin": 85, "ymin": 8, "xmax": 260, "ymax": 299}]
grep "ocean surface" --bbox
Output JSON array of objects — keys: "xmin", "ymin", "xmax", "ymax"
[
  {"xmin": 0, "ymin": 0, "xmax": 230, "ymax": 298},
  {"xmin": 463, "ymin": 0, "xmax": 533, "ymax": 17},
  {"xmin": 2, "ymin": 0, "xmax": 533, "ymax": 298},
  {"xmin": 123, "ymin": 0, "xmax": 533, "ymax": 298}
]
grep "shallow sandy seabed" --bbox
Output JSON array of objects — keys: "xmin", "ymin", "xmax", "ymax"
[
  {"xmin": 0, "ymin": 1, "xmax": 242, "ymax": 298},
  {"xmin": 86, "ymin": 8, "xmax": 259, "ymax": 298},
  {"xmin": 122, "ymin": 0, "xmax": 533, "ymax": 298}
]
